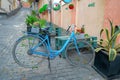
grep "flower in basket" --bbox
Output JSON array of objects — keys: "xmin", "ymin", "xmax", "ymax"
[
  {"xmin": 81, "ymin": 25, "xmax": 85, "ymax": 33},
  {"xmin": 75, "ymin": 26, "xmax": 85, "ymax": 39},
  {"xmin": 75, "ymin": 27, "xmax": 81, "ymax": 34},
  {"xmin": 33, "ymin": 21, "xmax": 40, "ymax": 28}
]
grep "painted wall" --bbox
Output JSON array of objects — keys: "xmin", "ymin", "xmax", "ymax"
[
  {"xmin": 52, "ymin": 0, "xmax": 105, "ymax": 38},
  {"xmin": 52, "ymin": 1, "xmax": 76, "ymax": 30},
  {"xmin": 61, "ymin": 4, "xmax": 72, "ymax": 29},
  {"xmin": 38, "ymin": 0, "xmax": 49, "ymax": 21},
  {"xmin": 0, "ymin": 0, "xmax": 11, "ymax": 12},
  {"xmin": 76, "ymin": 0, "xmax": 105, "ymax": 38},
  {"xmin": 0, "ymin": 0, "xmax": 19, "ymax": 13},
  {"xmin": 38, "ymin": 0, "xmax": 105, "ymax": 38},
  {"xmin": 52, "ymin": 10, "xmax": 61, "ymax": 27},
  {"xmin": 104, "ymin": 0, "xmax": 120, "ymax": 43}
]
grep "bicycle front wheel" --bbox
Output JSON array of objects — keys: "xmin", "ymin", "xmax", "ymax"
[
  {"xmin": 65, "ymin": 40, "xmax": 95, "ymax": 66},
  {"xmin": 12, "ymin": 35, "xmax": 48, "ymax": 68}
]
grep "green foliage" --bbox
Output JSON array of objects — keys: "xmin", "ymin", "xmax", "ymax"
[
  {"xmin": 39, "ymin": 4, "xmax": 48, "ymax": 13},
  {"xmin": 31, "ymin": 10, "xmax": 37, "ymax": 16},
  {"xmin": 25, "ymin": 9, "xmax": 47, "ymax": 29},
  {"xmin": 39, "ymin": 19, "xmax": 47, "ymax": 28},
  {"xmin": 25, "ymin": 15, "xmax": 47, "ymax": 28},
  {"xmin": 95, "ymin": 19, "xmax": 120, "ymax": 61},
  {"xmin": 25, "ymin": 15, "xmax": 39, "ymax": 26},
  {"xmin": 28, "ymin": 0, "xmax": 34, "ymax": 5}
]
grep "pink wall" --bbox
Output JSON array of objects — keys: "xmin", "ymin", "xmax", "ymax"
[
  {"xmin": 104, "ymin": 0, "xmax": 120, "ymax": 43},
  {"xmin": 71, "ymin": 0, "xmax": 76, "ymax": 24},
  {"xmin": 38, "ymin": 0, "xmax": 120, "ymax": 40},
  {"xmin": 104, "ymin": 0, "xmax": 120, "ymax": 27}
]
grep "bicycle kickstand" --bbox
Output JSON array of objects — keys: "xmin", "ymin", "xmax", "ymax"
[{"xmin": 48, "ymin": 57, "xmax": 51, "ymax": 72}]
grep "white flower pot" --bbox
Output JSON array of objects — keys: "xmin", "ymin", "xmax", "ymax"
[
  {"xmin": 76, "ymin": 34, "xmax": 84, "ymax": 39},
  {"xmin": 31, "ymin": 27, "xmax": 39, "ymax": 33}
]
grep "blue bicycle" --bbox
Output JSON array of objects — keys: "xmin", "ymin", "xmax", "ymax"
[{"xmin": 12, "ymin": 25, "xmax": 95, "ymax": 69}]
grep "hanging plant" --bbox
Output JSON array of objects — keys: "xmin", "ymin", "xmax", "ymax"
[
  {"xmin": 39, "ymin": 4, "xmax": 48, "ymax": 14},
  {"xmin": 53, "ymin": 3, "xmax": 61, "ymax": 11},
  {"xmin": 69, "ymin": 4, "xmax": 74, "ymax": 10}
]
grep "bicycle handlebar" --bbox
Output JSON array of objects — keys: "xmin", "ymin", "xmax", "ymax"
[
  {"xmin": 66, "ymin": 24, "xmax": 75, "ymax": 34},
  {"xmin": 66, "ymin": 25, "xmax": 71, "ymax": 32}
]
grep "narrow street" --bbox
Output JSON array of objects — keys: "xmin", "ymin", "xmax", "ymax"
[
  {"xmin": 0, "ymin": 8, "xmax": 32, "ymax": 80},
  {"xmin": 0, "ymin": 8, "xmax": 105, "ymax": 80}
]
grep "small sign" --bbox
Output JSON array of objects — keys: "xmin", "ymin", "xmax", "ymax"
[{"xmin": 88, "ymin": 2, "xmax": 95, "ymax": 7}]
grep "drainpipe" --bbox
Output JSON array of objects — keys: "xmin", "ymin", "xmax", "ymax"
[{"xmin": 47, "ymin": 0, "xmax": 52, "ymax": 27}]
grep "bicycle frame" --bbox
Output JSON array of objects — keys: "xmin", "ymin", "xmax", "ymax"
[{"xmin": 31, "ymin": 31, "xmax": 80, "ymax": 59}]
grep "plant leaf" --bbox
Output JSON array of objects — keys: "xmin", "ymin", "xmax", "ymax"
[
  {"xmin": 98, "ymin": 39, "xmax": 108, "ymax": 46},
  {"xmin": 115, "ymin": 43, "xmax": 120, "ymax": 51},
  {"xmin": 95, "ymin": 48, "xmax": 103, "ymax": 52},
  {"xmin": 100, "ymin": 28, "xmax": 104, "ymax": 37},
  {"xmin": 108, "ymin": 19, "xmax": 114, "ymax": 37},
  {"xmin": 99, "ymin": 39, "xmax": 103, "ymax": 45},
  {"xmin": 109, "ymin": 48, "xmax": 117, "ymax": 61},
  {"xmin": 116, "ymin": 48, "xmax": 120, "ymax": 52},
  {"xmin": 110, "ymin": 30, "xmax": 120, "ymax": 48},
  {"xmin": 105, "ymin": 28, "xmax": 110, "ymax": 41}
]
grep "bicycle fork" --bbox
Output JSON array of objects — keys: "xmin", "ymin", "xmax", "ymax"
[{"xmin": 74, "ymin": 39, "xmax": 80, "ymax": 55}]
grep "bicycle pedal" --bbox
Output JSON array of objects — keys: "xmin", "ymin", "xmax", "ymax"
[{"xmin": 59, "ymin": 55, "xmax": 62, "ymax": 58}]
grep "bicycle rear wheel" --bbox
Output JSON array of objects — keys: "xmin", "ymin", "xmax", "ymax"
[
  {"xmin": 65, "ymin": 40, "xmax": 95, "ymax": 66},
  {"xmin": 12, "ymin": 35, "xmax": 48, "ymax": 68}
]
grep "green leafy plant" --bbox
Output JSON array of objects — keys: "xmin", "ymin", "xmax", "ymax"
[
  {"xmin": 25, "ymin": 15, "xmax": 39, "ymax": 26},
  {"xmin": 33, "ymin": 21, "xmax": 40, "ymax": 28},
  {"xmin": 39, "ymin": 4, "xmax": 48, "ymax": 13},
  {"xmin": 39, "ymin": 19, "xmax": 47, "ymax": 28},
  {"xmin": 31, "ymin": 10, "xmax": 37, "ymax": 16},
  {"xmin": 95, "ymin": 19, "xmax": 120, "ymax": 61}
]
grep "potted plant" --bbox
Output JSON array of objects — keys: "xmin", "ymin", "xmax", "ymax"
[
  {"xmin": 53, "ymin": 3, "xmax": 61, "ymax": 11},
  {"xmin": 93, "ymin": 19, "xmax": 120, "ymax": 79},
  {"xmin": 75, "ymin": 25, "xmax": 85, "ymax": 39},
  {"xmin": 69, "ymin": 4, "xmax": 74, "ymax": 10},
  {"xmin": 25, "ymin": 14, "xmax": 39, "ymax": 32},
  {"xmin": 39, "ymin": 19, "xmax": 47, "ymax": 28},
  {"xmin": 39, "ymin": 4, "xmax": 48, "ymax": 15}
]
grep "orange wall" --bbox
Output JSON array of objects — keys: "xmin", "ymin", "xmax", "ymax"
[{"xmin": 104, "ymin": 0, "xmax": 120, "ymax": 43}]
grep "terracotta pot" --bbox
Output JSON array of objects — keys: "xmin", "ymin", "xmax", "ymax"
[{"xmin": 69, "ymin": 4, "xmax": 74, "ymax": 9}]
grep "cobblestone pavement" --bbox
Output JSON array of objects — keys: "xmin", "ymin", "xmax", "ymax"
[{"xmin": 0, "ymin": 8, "xmax": 118, "ymax": 80}]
